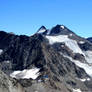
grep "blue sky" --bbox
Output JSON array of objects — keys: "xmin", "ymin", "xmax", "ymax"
[{"xmin": 0, "ymin": 0, "xmax": 92, "ymax": 37}]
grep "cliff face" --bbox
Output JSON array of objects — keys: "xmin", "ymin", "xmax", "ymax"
[{"xmin": 0, "ymin": 25, "xmax": 92, "ymax": 92}]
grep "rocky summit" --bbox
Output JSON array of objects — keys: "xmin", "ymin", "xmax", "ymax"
[{"xmin": 0, "ymin": 25, "xmax": 92, "ymax": 92}]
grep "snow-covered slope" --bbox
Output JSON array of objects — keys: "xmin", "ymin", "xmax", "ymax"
[
  {"xmin": 84, "ymin": 51, "xmax": 92, "ymax": 64},
  {"xmin": 46, "ymin": 34, "xmax": 92, "ymax": 77},
  {"xmin": 62, "ymin": 54, "xmax": 92, "ymax": 77},
  {"xmin": 46, "ymin": 35, "xmax": 84, "ymax": 54}
]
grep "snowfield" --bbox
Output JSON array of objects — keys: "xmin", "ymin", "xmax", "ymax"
[
  {"xmin": 10, "ymin": 68, "xmax": 40, "ymax": 79},
  {"xmin": 46, "ymin": 35, "xmax": 84, "ymax": 54}
]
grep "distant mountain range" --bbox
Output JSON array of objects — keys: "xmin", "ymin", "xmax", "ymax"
[{"xmin": 0, "ymin": 25, "xmax": 92, "ymax": 92}]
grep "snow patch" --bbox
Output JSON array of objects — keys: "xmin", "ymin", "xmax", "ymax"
[
  {"xmin": 80, "ymin": 78, "xmax": 86, "ymax": 82},
  {"xmin": 37, "ymin": 29, "xmax": 46, "ymax": 34},
  {"xmin": 35, "ymin": 91, "xmax": 38, "ymax": 92},
  {"xmin": 0, "ymin": 49, "xmax": 3, "ymax": 55},
  {"xmin": 4, "ymin": 60, "xmax": 10, "ymax": 63},
  {"xmin": 69, "ymin": 34, "xmax": 73, "ymax": 36},
  {"xmin": 87, "ymin": 78, "xmax": 90, "ymax": 81},
  {"xmin": 46, "ymin": 35, "xmax": 84, "ymax": 54},
  {"xmin": 80, "ymin": 78, "xmax": 90, "ymax": 82},
  {"xmin": 79, "ymin": 41, "xmax": 85, "ymax": 44},
  {"xmin": 61, "ymin": 45, "xmax": 64, "ymax": 48},
  {"xmin": 10, "ymin": 68, "xmax": 40, "ymax": 79},
  {"xmin": 73, "ymin": 89, "xmax": 82, "ymax": 92},
  {"xmin": 60, "ymin": 25, "xmax": 64, "ymax": 29}
]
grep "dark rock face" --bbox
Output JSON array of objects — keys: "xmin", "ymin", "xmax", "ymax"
[
  {"xmin": 0, "ymin": 25, "xmax": 92, "ymax": 92},
  {"xmin": 87, "ymin": 37, "xmax": 92, "ymax": 43},
  {"xmin": 79, "ymin": 41, "xmax": 92, "ymax": 51}
]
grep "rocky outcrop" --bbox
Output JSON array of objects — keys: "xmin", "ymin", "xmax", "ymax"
[{"xmin": 0, "ymin": 70, "xmax": 25, "ymax": 92}]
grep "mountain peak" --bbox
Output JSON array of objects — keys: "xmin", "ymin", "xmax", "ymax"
[
  {"xmin": 36, "ymin": 24, "xmax": 75, "ymax": 36},
  {"xmin": 39, "ymin": 25, "xmax": 46, "ymax": 29},
  {"xmin": 37, "ymin": 26, "xmax": 47, "ymax": 34},
  {"xmin": 49, "ymin": 24, "xmax": 75, "ymax": 36}
]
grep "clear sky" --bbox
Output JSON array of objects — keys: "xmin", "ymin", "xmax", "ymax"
[{"xmin": 0, "ymin": 0, "xmax": 92, "ymax": 37}]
